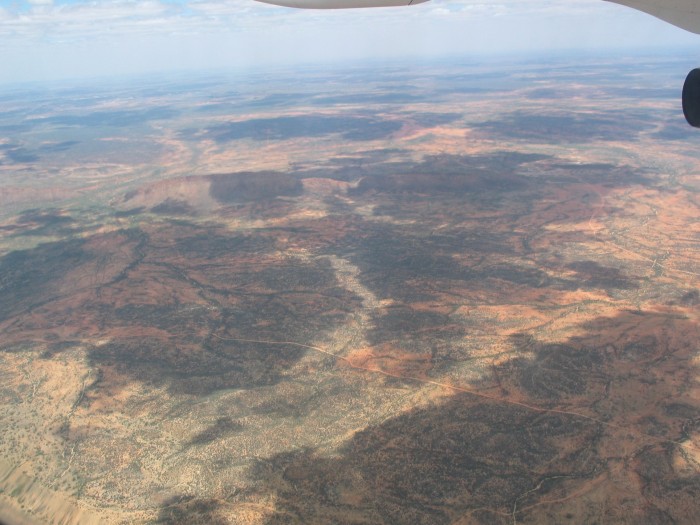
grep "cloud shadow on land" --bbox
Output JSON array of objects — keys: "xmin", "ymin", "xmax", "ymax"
[
  {"xmin": 189, "ymin": 115, "xmax": 403, "ymax": 143},
  {"xmin": 208, "ymin": 172, "xmax": 303, "ymax": 204},
  {"xmin": 0, "ymin": 237, "xmax": 92, "ymax": 324},
  {"xmin": 185, "ymin": 417, "xmax": 244, "ymax": 448},
  {"xmin": 472, "ymin": 109, "xmax": 657, "ymax": 143},
  {"xmin": 156, "ymin": 495, "xmax": 230, "ymax": 525},
  {"xmin": 226, "ymin": 308, "xmax": 700, "ymax": 525},
  {"xmin": 86, "ymin": 248, "xmax": 361, "ymax": 397},
  {"xmin": 247, "ymin": 397, "xmax": 603, "ymax": 525},
  {"xmin": 0, "ymin": 219, "xmax": 362, "ymax": 398}
]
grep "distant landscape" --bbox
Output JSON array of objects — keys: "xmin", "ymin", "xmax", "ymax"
[{"xmin": 0, "ymin": 55, "xmax": 699, "ymax": 524}]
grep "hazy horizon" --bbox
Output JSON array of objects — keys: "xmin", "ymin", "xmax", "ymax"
[
  {"xmin": 1, "ymin": 0, "xmax": 699, "ymax": 84},
  {"xmin": 1, "ymin": 46, "xmax": 698, "ymax": 91}
]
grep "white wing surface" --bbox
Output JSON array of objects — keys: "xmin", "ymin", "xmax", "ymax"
[
  {"xmin": 255, "ymin": 0, "xmax": 700, "ymax": 35},
  {"xmin": 255, "ymin": 0, "xmax": 427, "ymax": 8},
  {"xmin": 606, "ymin": 0, "xmax": 700, "ymax": 34}
]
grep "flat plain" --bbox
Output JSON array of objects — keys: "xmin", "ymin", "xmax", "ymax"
[{"xmin": 0, "ymin": 55, "xmax": 699, "ymax": 524}]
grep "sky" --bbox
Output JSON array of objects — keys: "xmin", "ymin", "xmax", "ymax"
[{"xmin": 0, "ymin": 0, "xmax": 698, "ymax": 83}]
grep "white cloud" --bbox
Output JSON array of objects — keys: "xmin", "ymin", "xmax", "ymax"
[
  {"xmin": 0, "ymin": 1, "xmax": 668, "ymax": 41},
  {"xmin": 0, "ymin": 0, "xmax": 696, "ymax": 83},
  {"xmin": 0, "ymin": 0, "xmax": 292, "ymax": 42}
]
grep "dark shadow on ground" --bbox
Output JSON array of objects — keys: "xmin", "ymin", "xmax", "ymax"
[
  {"xmin": 473, "ymin": 109, "xmax": 657, "ymax": 143},
  {"xmin": 0, "ymin": 237, "xmax": 91, "ymax": 324},
  {"xmin": 0, "ymin": 221, "xmax": 361, "ymax": 397},
  {"xmin": 233, "ymin": 308, "xmax": 700, "ymax": 525},
  {"xmin": 187, "ymin": 115, "xmax": 403, "ymax": 143},
  {"xmin": 156, "ymin": 495, "xmax": 230, "ymax": 525}
]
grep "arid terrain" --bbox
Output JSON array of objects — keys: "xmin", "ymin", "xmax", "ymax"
[{"xmin": 0, "ymin": 55, "xmax": 699, "ymax": 524}]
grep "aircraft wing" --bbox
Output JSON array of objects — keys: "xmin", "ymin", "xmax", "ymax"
[
  {"xmin": 256, "ymin": 0, "xmax": 700, "ymax": 36},
  {"xmin": 255, "ymin": 0, "xmax": 428, "ymax": 8},
  {"xmin": 606, "ymin": 0, "xmax": 700, "ymax": 34}
]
